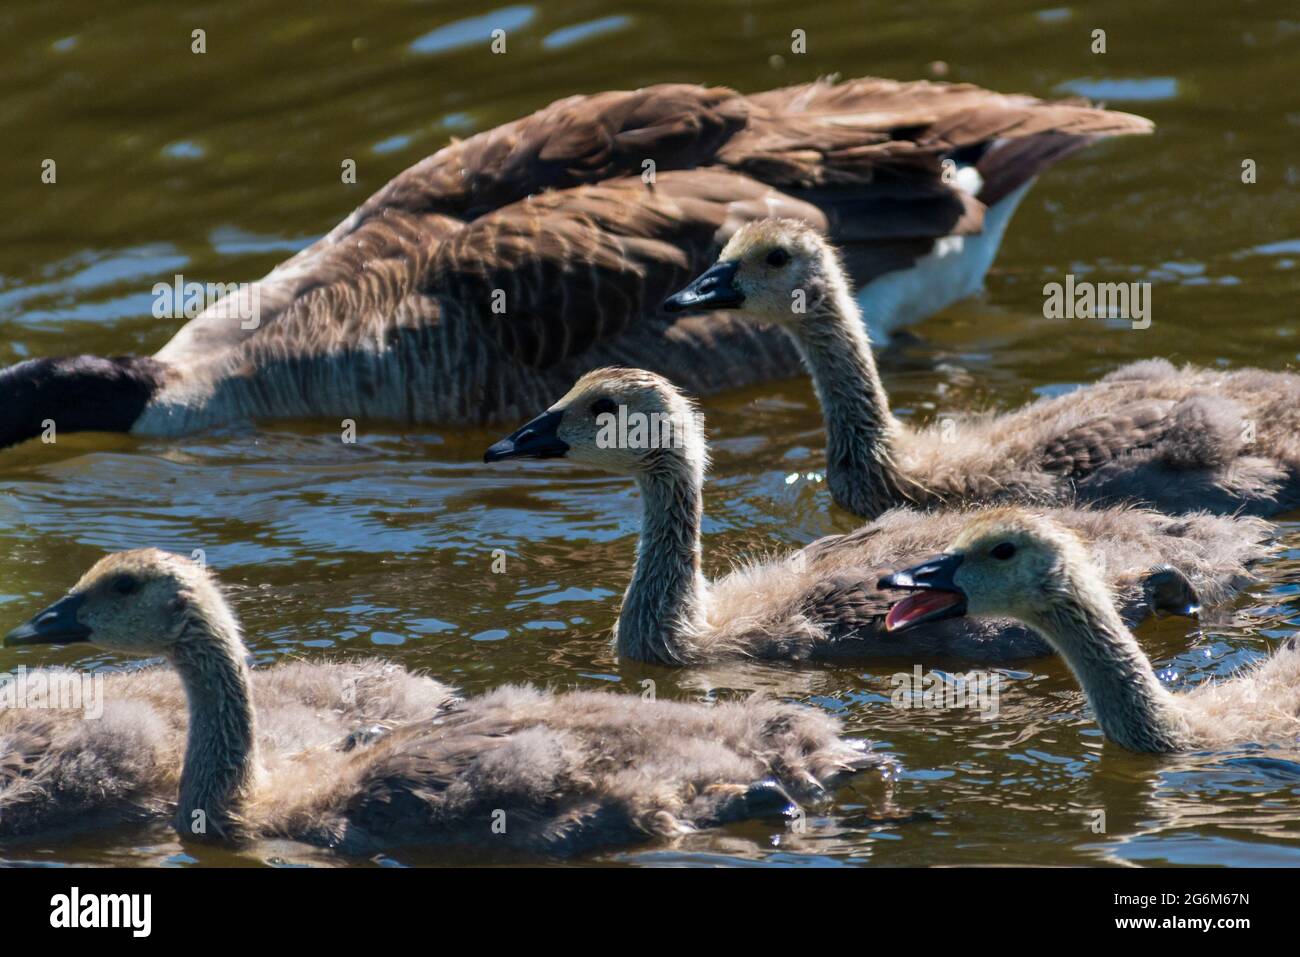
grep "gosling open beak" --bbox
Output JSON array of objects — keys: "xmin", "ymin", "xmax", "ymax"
[
  {"xmin": 663, "ymin": 261, "xmax": 744, "ymax": 313},
  {"xmin": 878, "ymin": 554, "xmax": 968, "ymax": 633},
  {"xmin": 4, "ymin": 594, "xmax": 92, "ymax": 647},
  {"xmin": 483, "ymin": 409, "xmax": 570, "ymax": 463}
]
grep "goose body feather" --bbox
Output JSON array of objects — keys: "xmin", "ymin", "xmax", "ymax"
[
  {"xmin": 707, "ymin": 504, "xmax": 1270, "ymax": 663},
  {"xmin": 483, "ymin": 368, "xmax": 1271, "ymax": 664},
  {"xmin": 881, "ymin": 511, "xmax": 1300, "ymax": 752},
  {"xmin": 671, "ymin": 221, "xmax": 1300, "ymax": 519},
  {"xmin": 0, "ymin": 79, "xmax": 1150, "ymax": 448},
  {"xmin": 0, "ymin": 660, "xmax": 454, "ymax": 840},
  {"xmin": 898, "ymin": 359, "xmax": 1300, "ymax": 516},
  {"xmin": 1, "ymin": 553, "xmax": 878, "ymax": 856}
]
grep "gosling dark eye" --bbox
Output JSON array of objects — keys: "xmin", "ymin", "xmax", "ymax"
[
  {"xmin": 765, "ymin": 248, "xmax": 790, "ymax": 268},
  {"xmin": 590, "ymin": 397, "xmax": 617, "ymax": 418},
  {"xmin": 111, "ymin": 575, "xmax": 140, "ymax": 596},
  {"xmin": 991, "ymin": 542, "xmax": 1017, "ymax": 561}
]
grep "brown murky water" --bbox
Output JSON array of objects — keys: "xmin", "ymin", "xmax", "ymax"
[{"xmin": 2, "ymin": 0, "xmax": 1300, "ymax": 866}]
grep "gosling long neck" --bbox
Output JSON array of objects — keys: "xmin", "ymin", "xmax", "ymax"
[
  {"xmin": 616, "ymin": 456, "xmax": 709, "ymax": 665},
  {"xmin": 168, "ymin": 603, "xmax": 259, "ymax": 841},
  {"xmin": 791, "ymin": 278, "xmax": 911, "ymax": 520},
  {"xmin": 1028, "ymin": 569, "xmax": 1190, "ymax": 753}
]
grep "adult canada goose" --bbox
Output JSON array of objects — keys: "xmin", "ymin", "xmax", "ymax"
[
  {"xmin": 880, "ymin": 510, "xmax": 1300, "ymax": 752},
  {"xmin": 2, "ymin": 550, "xmax": 877, "ymax": 854},
  {"xmin": 483, "ymin": 367, "xmax": 1270, "ymax": 664},
  {"xmin": 665, "ymin": 219, "xmax": 1300, "ymax": 519},
  {"xmin": 0, "ymin": 79, "xmax": 1151, "ymax": 449}
]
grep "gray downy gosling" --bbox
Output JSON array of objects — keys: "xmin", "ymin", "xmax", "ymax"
[
  {"xmin": 3, "ymin": 549, "xmax": 878, "ymax": 855},
  {"xmin": 483, "ymin": 367, "xmax": 1271, "ymax": 666},
  {"xmin": 880, "ymin": 509, "xmax": 1300, "ymax": 753},
  {"xmin": 665, "ymin": 218, "xmax": 1300, "ymax": 520}
]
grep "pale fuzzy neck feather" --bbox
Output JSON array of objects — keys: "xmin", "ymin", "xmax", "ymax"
[
  {"xmin": 798, "ymin": 275, "xmax": 914, "ymax": 519},
  {"xmin": 1028, "ymin": 560, "xmax": 1190, "ymax": 753},
  {"xmin": 169, "ymin": 601, "xmax": 261, "ymax": 841},
  {"xmin": 615, "ymin": 456, "xmax": 709, "ymax": 665}
]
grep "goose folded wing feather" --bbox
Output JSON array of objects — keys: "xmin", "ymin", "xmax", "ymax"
[{"xmin": 430, "ymin": 171, "xmax": 827, "ymax": 368}]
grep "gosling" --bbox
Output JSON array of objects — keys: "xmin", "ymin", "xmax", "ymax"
[
  {"xmin": 665, "ymin": 219, "xmax": 1300, "ymax": 520},
  {"xmin": 484, "ymin": 367, "xmax": 1270, "ymax": 665},
  {"xmin": 3, "ymin": 550, "xmax": 876, "ymax": 854},
  {"xmin": 880, "ymin": 510, "xmax": 1300, "ymax": 753},
  {"xmin": 0, "ymin": 657, "xmax": 453, "ymax": 841}
]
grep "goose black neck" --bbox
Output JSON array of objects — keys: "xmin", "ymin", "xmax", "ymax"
[{"xmin": 0, "ymin": 355, "xmax": 166, "ymax": 449}]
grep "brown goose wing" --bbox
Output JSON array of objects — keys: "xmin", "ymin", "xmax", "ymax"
[
  {"xmin": 343, "ymin": 724, "xmax": 508, "ymax": 839},
  {"xmin": 426, "ymin": 169, "xmax": 826, "ymax": 368},
  {"xmin": 724, "ymin": 77, "xmax": 1151, "ymax": 245},
  {"xmin": 1039, "ymin": 401, "xmax": 1175, "ymax": 478},
  {"xmin": 156, "ymin": 79, "xmax": 1150, "ymax": 369},
  {"xmin": 154, "ymin": 208, "xmax": 458, "ymax": 367},
  {"xmin": 361, "ymin": 77, "xmax": 1150, "ymax": 224},
  {"xmin": 156, "ymin": 84, "xmax": 743, "ymax": 365},
  {"xmin": 154, "ymin": 85, "xmax": 756, "ymax": 368},
  {"xmin": 340, "ymin": 705, "xmax": 647, "ymax": 853},
  {"xmin": 0, "ymin": 719, "xmax": 51, "ymax": 791},
  {"xmin": 798, "ymin": 573, "xmax": 893, "ymax": 643},
  {"xmin": 352, "ymin": 84, "xmax": 751, "ymax": 223},
  {"xmin": 732, "ymin": 77, "xmax": 1152, "ymax": 191}
]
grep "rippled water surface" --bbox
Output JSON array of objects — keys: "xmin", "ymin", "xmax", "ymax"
[{"xmin": 2, "ymin": 0, "xmax": 1300, "ymax": 866}]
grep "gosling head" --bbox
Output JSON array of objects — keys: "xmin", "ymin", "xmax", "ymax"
[
  {"xmin": 878, "ymin": 510, "xmax": 1092, "ymax": 632},
  {"xmin": 4, "ymin": 549, "xmax": 232, "ymax": 657},
  {"xmin": 483, "ymin": 367, "xmax": 706, "ymax": 482},
  {"xmin": 663, "ymin": 219, "xmax": 846, "ymax": 329}
]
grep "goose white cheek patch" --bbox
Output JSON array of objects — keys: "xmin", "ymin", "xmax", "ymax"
[{"xmin": 885, "ymin": 591, "xmax": 964, "ymax": 632}]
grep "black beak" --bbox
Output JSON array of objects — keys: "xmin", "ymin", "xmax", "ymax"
[
  {"xmin": 1142, "ymin": 565, "xmax": 1201, "ymax": 619},
  {"xmin": 4, "ymin": 594, "xmax": 92, "ymax": 647},
  {"xmin": 878, "ymin": 554, "xmax": 964, "ymax": 593},
  {"xmin": 877, "ymin": 553, "xmax": 968, "ymax": 633},
  {"xmin": 483, "ymin": 409, "xmax": 570, "ymax": 463},
  {"xmin": 663, "ymin": 261, "xmax": 744, "ymax": 313}
]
